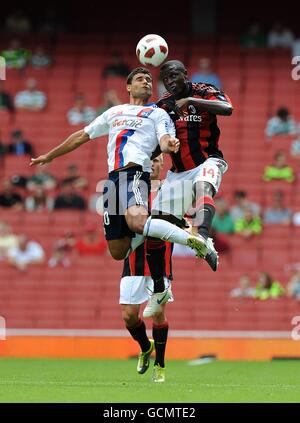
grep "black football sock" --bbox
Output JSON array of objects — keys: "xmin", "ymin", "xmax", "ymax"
[
  {"xmin": 153, "ymin": 321, "xmax": 169, "ymax": 367},
  {"xmin": 146, "ymin": 240, "xmax": 166, "ymax": 293},
  {"xmin": 196, "ymin": 196, "xmax": 216, "ymax": 240},
  {"xmin": 126, "ymin": 318, "xmax": 150, "ymax": 352}
]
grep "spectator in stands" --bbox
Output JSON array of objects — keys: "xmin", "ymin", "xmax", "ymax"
[
  {"xmin": 0, "ymin": 178, "xmax": 23, "ymax": 210},
  {"xmin": 235, "ymin": 208, "xmax": 262, "ymax": 238},
  {"xmin": 292, "ymin": 208, "xmax": 300, "ymax": 226},
  {"xmin": 67, "ymin": 94, "xmax": 96, "ymax": 126},
  {"xmin": 230, "ymin": 274, "xmax": 255, "ymax": 298},
  {"xmin": 48, "ymin": 231, "xmax": 76, "ymax": 268},
  {"xmin": 267, "ymin": 22, "xmax": 294, "ymax": 48},
  {"xmin": 54, "ymin": 182, "xmax": 86, "ymax": 210},
  {"xmin": 191, "ymin": 57, "xmax": 221, "ymax": 88},
  {"xmin": 10, "ymin": 173, "xmax": 28, "ymax": 189},
  {"xmin": 7, "ymin": 234, "xmax": 45, "ymax": 272},
  {"xmin": 0, "ymin": 131, "xmax": 7, "ymax": 158},
  {"xmin": 287, "ymin": 269, "xmax": 300, "ymax": 301},
  {"xmin": 212, "ymin": 197, "xmax": 235, "ymax": 234},
  {"xmin": 290, "ymin": 128, "xmax": 300, "ymax": 159},
  {"xmin": 97, "ymin": 89, "xmax": 120, "ymax": 115},
  {"xmin": 0, "ymin": 221, "xmax": 19, "ymax": 260},
  {"xmin": 231, "ymin": 190, "xmax": 260, "ymax": 222},
  {"xmin": 7, "ymin": 129, "xmax": 34, "ymax": 156},
  {"xmin": 1, "ymin": 38, "xmax": 31, "ymax": 70},
  {"xmin": 263, "ymin": 151, "xmax": 294, "ymax": 183},
  {"xmin": 37, "ymin": 7, "xmax": 65, "ymax": 34},
  {"xmin": 263, "ymin": 191, "xmax": 292, "ymax": 225},
  {"xmin": 265, "ymin": 107, "xmax": 297, "ymax": 138},
  {"xmin": 15, "ymin": 78, "xmax": 47, "ymax": 111},
  {"xmin": 254, "ymin": 272, "xmax": 285, "ymax": 300},
  {"xmin": 61, "ymin": 164, "xmax": 88, "ymax": 190},
  {"xmin": 4, "ymin": 9, "xmax": 32, "ymax": 34},
  {"xmin": 0, "ymin": 142, "xmax": 5, "ymax": 158},
  {"xmin": 102, "ymin": 52, "xmax": 131, "ymax": 78},
  {"xmin": 240, "ymin": 23, "xmax": 267, "ymax": 48},
  {"xmin": 25, "ymin": 186, "xmax": 54, "ymax": 212},
  {"xmin": 31, "ymin": 47, "xmax": 52, "ymax": 68},
  {"xmin": 26, "ymin": 165, "xmax": 56, "ymax": 192},
  {"xmin": 75, "ymin": 224, "xmax": 107, "ymax": 256},
  {"xmin": 0, "ymin": 81, "xmax": 15, "ymax": 113}
]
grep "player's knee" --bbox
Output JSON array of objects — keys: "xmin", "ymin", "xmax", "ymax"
[
  {"xmin": 126, "ymin": 207, "xmax": 148, "ymax": 234},
  {"xmin": 152, "ymin": 312, "xmax": 166, "ymax": 325},
  {"xmin": 194, "ymin": 181, "xmax": 214, "ymax": 198},
  {"xmin": 203, "ymin": 181, "xmax": 214, "ymax": 197},
  {"xmin": 108, "ymin": 246, "xmax": 126, "ymax": 261},
  {"xmin": 122, "ymin": 311, "xmax": 139, "ymax": 327},
  {"xmin": 128, "ymin": 218, "xmax": 147, "ymax": 234}
]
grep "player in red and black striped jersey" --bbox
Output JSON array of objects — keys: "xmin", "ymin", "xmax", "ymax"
[
  {"xmin": 157, "ymin": 79, "xmax": 231, "ymax": 173},
  {"xmin": 148, "ymin": 60, "xmax": 233, "ymax": 272},
  {"xmin": 122, "ymin": 239, "xmax": 173, "ymax": 280}
]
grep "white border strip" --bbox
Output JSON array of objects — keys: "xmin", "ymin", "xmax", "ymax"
[{"xmin": 5, "ymin": 329, "xmax": 292, "ymax": 339}]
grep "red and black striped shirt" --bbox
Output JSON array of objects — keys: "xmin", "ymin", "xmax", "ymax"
[
  {"xmin": 122, "ymin": 241, "xmax": 173, "ymax": 279},
  {"xmin": 157, "ymin": 82, "xmax": 232, "ymax": 173}
]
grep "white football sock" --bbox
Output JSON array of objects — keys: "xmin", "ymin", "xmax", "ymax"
[{"xmin": 143, "ymin": 217, "xmax": 189, "ymax": 245}]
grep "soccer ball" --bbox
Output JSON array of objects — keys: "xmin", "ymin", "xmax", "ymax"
[{"xmin": 136, "ymin": 34, "xmax": 168, "ymax": 67}]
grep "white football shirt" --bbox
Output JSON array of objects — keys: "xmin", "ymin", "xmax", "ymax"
[{"xmin": 84, "ymin": 103, "xmax": 175, "ymax": 172}]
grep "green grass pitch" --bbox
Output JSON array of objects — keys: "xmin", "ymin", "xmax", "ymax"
[{"xmin": 0, "ymin": 358, "xmax": 299, "ymax": 402}]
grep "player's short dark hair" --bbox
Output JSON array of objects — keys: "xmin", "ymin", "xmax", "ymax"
[
  {"xmin": 126, "ymin": 67, "xmax": 152, "ymax": 84},
  {"xmin": 160, "ymin": 60, "xmax": 187, "ymax": 75}
]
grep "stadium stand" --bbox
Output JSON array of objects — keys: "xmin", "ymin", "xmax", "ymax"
[{"xmin": 1, "ymin": 32, "xmax": 300, "ymax": 336}]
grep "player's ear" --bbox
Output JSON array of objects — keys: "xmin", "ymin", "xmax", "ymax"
[{"xmin": 126, "ymin": 84, "xmax": 131, "ymax": 94}]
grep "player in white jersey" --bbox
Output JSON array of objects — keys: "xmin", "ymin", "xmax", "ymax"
[{"xmin": 30, "ymin": 67, "xmax": 206, "ymax": 298}]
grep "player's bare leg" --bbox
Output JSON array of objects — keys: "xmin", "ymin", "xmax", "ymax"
[
  {"xmin": 121, "ymin": 304, "xmax": 154, "ymax": 374},
  {"xmin": 108, "ymin": 238, "xmax": 132, "ymax": 260}
]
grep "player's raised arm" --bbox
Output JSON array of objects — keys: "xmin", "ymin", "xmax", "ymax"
[
  {"xmin": 30, "ymin": 129, "xmax": 90, "ymax": 166},
  {"xmin": 175, "ymin": 97, "xmax": 233, "ymax": 116}
]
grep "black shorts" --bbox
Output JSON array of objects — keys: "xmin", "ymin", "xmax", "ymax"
[{"xmin": 102, "ymin": 166, "xmax": 150, "ymax": 241}]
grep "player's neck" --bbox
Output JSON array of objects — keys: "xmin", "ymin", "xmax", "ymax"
[
  {"xmin": 174, "ymin": 84, "xmax": 190, "ymax": 100},
  {"xmin": 130, "ymin": 96, "xmax": 150, "ymax": 106}
]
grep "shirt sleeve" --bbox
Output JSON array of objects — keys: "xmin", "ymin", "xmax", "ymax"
[
  {"xmin": 84, "ymin": 111, "xmax": 110, "ymax": 139},
  {"xmin": 153, "ymin": 108, "xmax": 176, "ymax": 140},
  {"xmin": 195, "ymin": 84, "xmax": 232, "ymax": 105}
]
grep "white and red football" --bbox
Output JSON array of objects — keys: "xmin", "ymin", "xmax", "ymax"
[{"xmin": 136, "ymin": 34, "xmax": 168, "ymax": 67}]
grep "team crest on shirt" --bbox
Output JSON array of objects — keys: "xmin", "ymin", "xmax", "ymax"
[
  {"xmin": 137, "ymin": 107, "xmax": 155, "ymax": 118},
  {"xmin": 188, "ymin": 104, "xmax": 197, "ymax": 114}
]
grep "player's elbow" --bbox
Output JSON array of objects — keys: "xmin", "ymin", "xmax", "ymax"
[
  {"xmin": 222, "ymin": 104, "xmax": 233, "ymax": 116},
  {"xmin": 74, "ymin": 130, "xmax": 90, "ymax": 147}
]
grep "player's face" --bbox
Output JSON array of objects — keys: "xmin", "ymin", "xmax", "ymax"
[
  {"xmin": 151, "ymin": 156, "xmax": 163, "ymax": 180},
  {"xmin": 128, "ymin": 73, "xmax": 153, "ymax": 100},
  {"xmin": 161, "ymin": 67, "xmax": 187, "ymax": 97}
]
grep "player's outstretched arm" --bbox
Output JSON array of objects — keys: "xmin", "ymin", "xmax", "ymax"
[
  {"xmin": 30, "ymin": 130, "xmax": 90, "ymax": 166},
  {"xmin": 159, "ymin": 135, "xmax": 180, "ymax": 154},
  {"xmin": 176, "ymin": 97, "xmax": 233, "ymax": 116}
]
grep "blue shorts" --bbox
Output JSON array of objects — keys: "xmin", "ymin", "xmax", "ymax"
[{"xmin": 102, "ymin": 166, "xmax": 150, "ymax": 241}]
